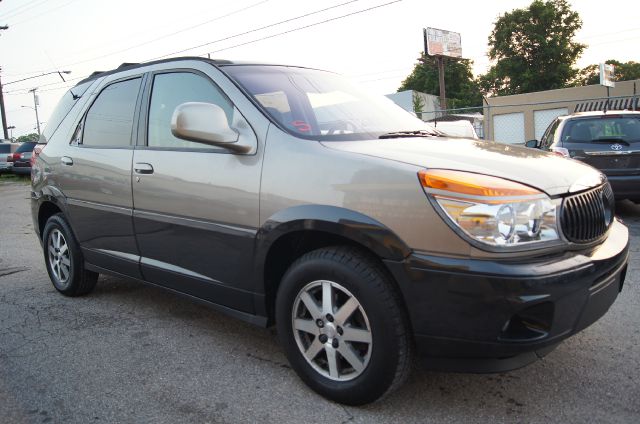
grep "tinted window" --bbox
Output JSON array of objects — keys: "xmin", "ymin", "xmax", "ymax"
[
  {"xmin": 42, "ymin": 80, "xmax": 93, "ymax": 143},
  {"xmin": 83, "ymin": 78, "xmax": 141, "ymax": 147},
  {"xmin": 562, "ymin": 116, "xmax": 640, "ymax": 144},
  {"xmin": 15, "ymin": 142, "xmax": 37, "ymax": 153},
  {"xmin": 0, "ymin": 145, "xmax": 12, "ymax": 153},
  {"xmin": 147, "ymin": 72, "xmax": 233, "ymax": 149},
  {"xmin": 540, "ymin": 119, "xmax": 560, "ymax": 148}
]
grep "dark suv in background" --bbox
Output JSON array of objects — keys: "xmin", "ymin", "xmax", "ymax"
[
  {"xmin": 8, "ymin": 141, "xmax": 38, "ymax": 175},
  {"xmin": 529, "ymin": 111, "xmax": 640, "ymax": 202}
]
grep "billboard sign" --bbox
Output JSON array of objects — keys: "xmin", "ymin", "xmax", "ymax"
[
  {"xmin": 424, "ymin": 27, "xmax": 462, "ymax": 58},
  {"xmin": 600, "ymin": 63, "xmax": 615, "ymax": 87}
]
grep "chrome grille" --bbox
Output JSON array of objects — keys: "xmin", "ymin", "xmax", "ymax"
[{"xmin": 561, "ymin": 184, "xmax": 615, "ymax": 243}]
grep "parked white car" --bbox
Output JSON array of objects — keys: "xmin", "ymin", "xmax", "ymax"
[{"xmin": 431, "ymin": 120, "xmax": 479, "ymax": 139}]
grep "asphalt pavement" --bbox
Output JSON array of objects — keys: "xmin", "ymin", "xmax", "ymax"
[{"xmin": 1, "ymin": 177, "xmax": 639, "ymax": 424}]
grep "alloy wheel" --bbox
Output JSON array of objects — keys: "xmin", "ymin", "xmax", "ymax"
[
  {"xmin": 291, "ymin": 280, "xmax": 372, "ymax": 381},
  {"xmin": 48, "ymin": 229, "xmax": 71, "ymax": 286}
]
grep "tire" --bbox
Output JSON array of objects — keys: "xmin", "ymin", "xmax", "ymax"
[
  {"xmin": 42, "ymin": 213, "xmax": 98, "ymax": 296},
  {"xmin": 276, "ymin": 246, "xmax": 412, "ymax": 405}
]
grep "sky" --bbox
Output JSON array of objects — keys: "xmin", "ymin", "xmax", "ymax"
[{"xmin": 0, "ymin": 0, "xmax": 638, "ymax": 138}]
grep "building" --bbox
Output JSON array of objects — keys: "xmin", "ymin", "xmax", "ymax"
[
  {"xmin": 386, "ymin": 90, "xmax": 439, "ymax": 118},
  {"xmin": 485, "ymin": 79, "xmax": 640, "ymax": 144}
]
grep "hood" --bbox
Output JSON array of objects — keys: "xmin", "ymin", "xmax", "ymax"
[{"xmin": 321, "ymin": 137, "xmax": 603, "ymax": 196}]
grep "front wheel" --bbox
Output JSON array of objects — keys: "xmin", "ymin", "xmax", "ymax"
[
  {"xmin": 42, "ymin": 213, "xmax": 98, "ymax": 296},
  {"xmin": 276, "ymin": 247, "xmax": 412, "ymax": 405}
]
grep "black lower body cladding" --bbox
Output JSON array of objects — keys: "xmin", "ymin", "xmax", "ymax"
[
  {"xmin": 607, "ymin": 174, "xmax": 640, "ymax": 202},
  {"xmin": 384, "ymin": 220, "xmax": 629, "ymax": 372}
]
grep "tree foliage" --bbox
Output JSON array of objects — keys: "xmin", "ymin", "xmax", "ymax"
[
  {"xmin": 16, "ymin": 133, "xmax": 39, "ymax": 143},
  {"xmin": 480, "ymin": 0, "xmax": 585, "ymax": 95},
  {"xmin": 398, "ymin": 54, "xmax": 483, "ymax": 109},
  {"xmin": 411, "ymin": 91, "xmax": 425, "ymax": 114},
  {"xmin": 571, "ymin": 60, "xmax": 640, "ymax": 86}
]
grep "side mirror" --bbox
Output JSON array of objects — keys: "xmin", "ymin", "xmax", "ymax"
[
  {"xmin": 171, "ymin": 102, "xmax": 251, "ymax": 153},
  {"xmin": 525, "ymin": 139, "xmax": 539, "ymax": 148}
]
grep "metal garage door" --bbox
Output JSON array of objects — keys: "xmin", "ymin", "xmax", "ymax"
[
  {"xmin": 534, "ymin": 108, "xmax": 568, "ymax": 140},
  {"xmin": 493, "ymin": 112, "xmax": 525, "ymax": 144}
]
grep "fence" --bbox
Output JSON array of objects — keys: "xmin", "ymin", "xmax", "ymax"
[{"xmin": 415, "ymin": 94, "xmax": 640, "ymax": 144}]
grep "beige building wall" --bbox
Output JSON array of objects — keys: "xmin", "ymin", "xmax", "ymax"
[{"xmin": 485, "ymin": 79, "xmax": 640, "ymax": 142}]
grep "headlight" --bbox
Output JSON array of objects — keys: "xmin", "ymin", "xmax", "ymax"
[{"xmin": 419, "ymin": 169, "xmax": 559, "ymax": 247}]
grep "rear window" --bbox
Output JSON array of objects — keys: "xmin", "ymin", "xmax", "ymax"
[
  {"xmin": 0, "ymin": 144, "xmax": 11, "ymax": 153},
  {"xmin": 15, "ymin": 142, "xmax": 36, "ymax": 153},
  {"xmin": 41, "ymin": 80, "xmax": 93, "ymax": 143},
  {"xmin": 562, "ymin": 116, "xmax": 640, "ymax": 144}
]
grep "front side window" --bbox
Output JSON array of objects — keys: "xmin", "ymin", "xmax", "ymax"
[
  {"xmin": 562, "ymin": 116, "xmax": 640, "ymax": 144},
  {"xmin": 223, "ymin": 65, "xmax": 433, "ymax": 141},
  {"xmin": 82, "ymin": 78, "xmax": 141, "ymax": 147},
  {"xmin": 147, "ymin": 72, "xmax": 233, "ymax": 149},
  {"xmin": 540, "ymin": 119, "xmax": 559, "ymax": 148}
]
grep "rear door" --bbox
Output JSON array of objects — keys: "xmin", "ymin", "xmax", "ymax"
[
  {"xmin": 131, "ymin": 64, "xmax": 261, "ymax": 313},
  {"xmin": 560, "ymin": 115, "xmax": 640, "ymax": 176},
  {"xmin": 58, "ymin": 75, "xmax": 144, "ymax": 277}
]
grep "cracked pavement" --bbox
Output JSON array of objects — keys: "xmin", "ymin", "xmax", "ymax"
[{"xmin": 1, "ymin": 179, "xmax": 639, "ymax": 423}]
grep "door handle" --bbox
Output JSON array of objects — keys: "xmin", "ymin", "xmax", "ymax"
[
  {"xmin": 134, "ymin": 162, "xmax": 154, "ymax": 174},
  {"xmin": 61, "ymin": 156, "xmax": 73, "ymax": 166}
]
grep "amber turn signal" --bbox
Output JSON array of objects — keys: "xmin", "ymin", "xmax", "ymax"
[{"xmin": 418, "ymin": 169, "xmax": 544, "ymax": 203}]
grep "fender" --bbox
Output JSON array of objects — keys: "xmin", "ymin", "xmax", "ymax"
[
  {"xmin": 31, "ymin": 184, "xmax": 70, "ymax": 238},
  {"xmin": 255, "ymin": 204, "xmax": 412, "ymax": 267}
]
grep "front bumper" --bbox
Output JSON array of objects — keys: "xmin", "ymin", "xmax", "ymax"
[
  {"xmin": 384, "ymin": 219, "xmax": 629, "ymax": 372},
  {"xmin": 607, "ymin": 174, "xmax": 640, "ymax": 200}
]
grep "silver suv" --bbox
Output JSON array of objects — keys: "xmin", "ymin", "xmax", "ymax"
[{"xmin": 31, "ymin": 58, "xmax": 629, "ymax": 405}]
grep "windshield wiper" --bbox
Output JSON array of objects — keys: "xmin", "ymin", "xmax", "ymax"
[{"xmin": 379, "ymin": 129, "xmax": 442, "ymax": 139}]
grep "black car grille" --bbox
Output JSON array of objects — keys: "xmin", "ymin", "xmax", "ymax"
[{"xmin": 561, "ymin": 184, "xmax": 615, "ymax": 243}]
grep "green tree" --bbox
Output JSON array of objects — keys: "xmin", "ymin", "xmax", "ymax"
[
  {"xmin": 398, "ymin": 53, "xmax": 483, "ymax": 109},
  {"xmin": 16, "ymin": 133, "xmax": 39, "ymax": 143},
  {"xmin": 480, "ymin": 0, "xmax": 585, "ymax": 95},
  {"xmin": 571, "ymin": 60, "xmax": 640, "ymax": 86},
  {"xmin": 412, "ymin": 91, "xmax": 425, "ymax": 115}
]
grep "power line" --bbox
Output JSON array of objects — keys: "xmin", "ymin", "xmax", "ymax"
[
  {"xmin": 201, "ymin": 0, "xmax": 402, "ymax": 57},
  {"xmin": 10, "ymin": 0, "xmax": 80, "ymax": 26},
  {"xmin": 577, "ymin": 27, "xmax": 640, "ymax": 41},
  {"xmin": 146, "ymin": 0, "xmax": 365, "ymax": 61},
  {"xmin": 22, "ymin": 0, "xmax": 272, "ymax": 71},
  {"xmin": 0, "ymin": 0, "xmax": 49, "ymax": 20},
  {"xmin": 5, "ymin": 0, "xmax": 403, "ymax": 98}
]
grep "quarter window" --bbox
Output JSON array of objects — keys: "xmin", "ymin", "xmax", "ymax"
[
  {"xmin": 82, "ymin": 78, "xmax": 141, "ymax": 147},
  {"xmin": 147, "ymin": 72, "xmax": 233, "ymax": 149}
]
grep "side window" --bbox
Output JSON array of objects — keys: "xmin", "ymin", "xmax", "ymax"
[
  {"xmin": 82, "ymin": 78, "xmax": 141, "ymax": 147},
  {"xmin": 147, "ymin": 72, "xmax": 234, "ymax": 149},
  {"xmin": 541, "ymin": 119, "xmax": 560, "ymax": 148}
]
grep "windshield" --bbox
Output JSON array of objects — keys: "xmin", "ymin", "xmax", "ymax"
[
  {"xmin": 562, "ymin": 116, "xmax": 640, "ymax": 144},
  {"xmin": 222, "ymin": 65, "xmax": 434, "ymax": 141}
]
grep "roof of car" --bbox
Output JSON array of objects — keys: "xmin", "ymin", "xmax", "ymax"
[
  {"xmin": 75, "ymin": 57, "xmax": 311, "ymax": 86},
  {"xmin": 559, "ymin": 110, "xmax": 640, "ymax": 120}
]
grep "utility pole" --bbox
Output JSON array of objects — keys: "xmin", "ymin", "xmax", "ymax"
[
  {"xmin": 29, "ymin": 88, "xmax": 41, "ymax": 135},
  {"xmin": 436, "ymin": 56, "xmax": 446, "ymax": 111},
  {"xmin": 0, "ymin": 69, "xmax": 8, "ymax": 139},
  {"xmin": 423, "ymin": 27, "xmax": 463, "ymax": 113},
  {"xmin": 0, "ymin": 24, "xmax": 9, "ymax": 139}
]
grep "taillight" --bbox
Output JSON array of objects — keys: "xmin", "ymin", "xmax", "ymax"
[
  {"xmin": 31, "ymin": 145, "xmax": 44, "ymax": 166},
  {"xmin": 8, "ymin": 153, "xmax": 20, "ymax": 162},
  {"xmin": 551, "ymin": 147, "xmax": 570, "ymax": 158}
]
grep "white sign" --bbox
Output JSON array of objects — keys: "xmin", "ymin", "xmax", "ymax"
[
  {"xmin": 424, "ymin": 27, "xmax": 462, "ymax": 58},
  {"xmin": 600, "ymin": 63, "xmax": 615, "ymax": 87}
]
